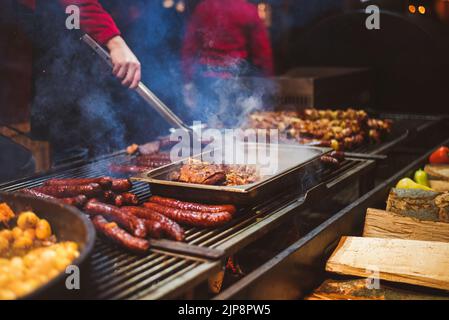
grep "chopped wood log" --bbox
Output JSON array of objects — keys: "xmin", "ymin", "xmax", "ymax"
[
  {"xmin": 425, "ymin": 164, "xmax": 449, "ymax": 181},
  {"xmin": 386, "ymin": 188, "xmax": 449, "ymax": 222},
  {"xmin": 363, "ymin": 208, "xmax": 449, "ymax": 242},
  {"xmin": 306, "ymin": 279, "xmax": 449, "ymax": 300},
  {"xmin": 326, "ymin": 237, "xmax": 449, "ymax": 291},
  {"xmin": 429, "ymin": 180, "xmax": 449, "ymax": 192}
]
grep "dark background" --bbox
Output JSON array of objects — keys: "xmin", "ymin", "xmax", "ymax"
[{"xmin": 1, "ymin": 0, "xmax": 448, "ymax": 134}]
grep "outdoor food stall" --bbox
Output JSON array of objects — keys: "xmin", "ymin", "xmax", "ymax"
[{"xmin": 1, "ymin": 0, "xmax": 449, "ymax": 302}]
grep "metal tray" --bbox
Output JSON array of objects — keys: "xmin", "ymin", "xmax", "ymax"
[{"xmin": 132, "ymin": 144, "xmax": 332, "ymax": 205}]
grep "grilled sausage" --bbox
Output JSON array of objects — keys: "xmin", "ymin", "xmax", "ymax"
[
  {"xmin": 144, "ymin": 220, "xmax": 163, "ymax": 239},
  {"xmin": 121, "ymin": 206, "xmax": 185, "ymax": 241},
  {"xmin": 102, "ymin": 190, "xmax": 116, "ymax": 204},
  {"xmin": 43, "ymin": 177, "xmax": 112, "ymax": 190},
  {"xmin": 110, "ymin": 179, "xmax": 133, "ymax": 192},
  {"xmin": 109, "ymin": 163, "xmax": 153, "ymax": 175},
  {"xmin": 19, "ymin": 189, "xmax": 87, "ymax": 208},
  {"xmin": 102, "ymin": 191, "xmax": 139, "ymax": 207},
  {"xmin": 32, "ymin": 183, "xmax": 102, "ymax": 198},
  {"xmin": 330, "ymin": 151, "xmax": 346, "ymax": 161},
  {"xmin": 119, "ymin": 192, "xmax": 139, "ymax": 206},
  {"xmin": 92, "ymin": 215, "xmax": 150, "ymax": 253},
  {"xmin": 19, "ymin": 189, "xmax": 57, "ymax": 201},
  {"xmin": 149, "ymin": 196, "xmax": 236, "ymax": 215},
  {"xmin": 84, "ymin": 200, "xmax": 147, "ymax": 238},
  {"xmin": 60, "ymin": 195, "xmax": 88, "ymax": 208},
  {"xmin": 143, "ymin": 202, "xmax": 233, "ymax": 228},
  {"xmin": 320, "ymin": 155, "xmax": 340, "ymax": 167}
]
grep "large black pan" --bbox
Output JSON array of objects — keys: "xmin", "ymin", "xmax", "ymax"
[{"xmin": 0, "ymin": 191, "xmax": 96, "ymax": 300}]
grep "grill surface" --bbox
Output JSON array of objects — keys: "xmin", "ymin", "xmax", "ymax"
[
  {"xmin": 0, "ymin": 151, "xmax": 373, "ymax": 299},
  {"xmin": 0, "ymin": 113, "xmax": 439, "ymax": 299}
]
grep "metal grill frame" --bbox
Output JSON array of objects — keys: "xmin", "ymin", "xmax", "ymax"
[{"xmin": 0, "ymin": 113, "xmax": 441, "ymax": 299}]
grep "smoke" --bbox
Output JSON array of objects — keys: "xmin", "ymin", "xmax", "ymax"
[{"xmin": 24, "ymin": 0, "xmax": 279, "ymax": 159}]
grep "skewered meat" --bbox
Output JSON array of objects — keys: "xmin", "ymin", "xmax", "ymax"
[{"xmin": 245, "ymin": 108, "xmax": 392, "ymax": 150}]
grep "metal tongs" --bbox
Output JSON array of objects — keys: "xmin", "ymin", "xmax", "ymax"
[{"xmin": 81, "ymin": 34, "xmax": 193, "ymax": 135}]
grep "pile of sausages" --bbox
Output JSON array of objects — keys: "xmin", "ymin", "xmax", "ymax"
[
  {"xmin": 84, "ymin": 196, "xmax": 236, "ymax": 253},
  {"xmin": 85, "ymin": 200, "xmax": 187, "ymax": 253},
  {"xmin": 19, "ymin": 177, "xmax": 139, "ymax": 208},
  {"xmin": 19, "ymin": 177, "xmax": 237, "ymax": 253},
  {"xmin": 143, "ymin": 196, "xmax": 237, "ymax": 228},
  {"xmin": 108, "ymin": 152, "xmax": 172, "ymax": 175}
]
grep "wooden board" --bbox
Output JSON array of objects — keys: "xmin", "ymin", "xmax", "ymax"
[
  {"xmin": 425, "ymin": 164, "xmax": 449, "ymax": 181},
  {"xmin": 363, "ymin": 208, "xmax": 449, "ymax": 242},
  {"xmin": 326, "ymin": 237, "xmax": 449, "ymax": 291},
  {"xmin": 386, "ymin": 188, "xmax": 449, "ymax": 222},
  {"xmin": 306, "ymin": 279, "xmax": 449, "ymax": 300},
  {"xmin": 430, "ymin": 180, "xmax": 449, "ymax": 192}
]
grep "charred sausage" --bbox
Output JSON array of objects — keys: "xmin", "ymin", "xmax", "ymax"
[
  {"xmin": 149, "ymin": 196, "xmax": 236, "ymax": 215},
  {"xmin": 121, "ymin": 206, "xmax": 185, "ymax": 241},
  {"xmin": 110, "ymin": 179, "xmax": 133, "ymax": 192},
  {"xmin": 92, "ymin": 215, "xmax": 150, "ymax": 253},
  {"xmin": 144, "ymin": 220, "xmax": 163, "ymax": 239},
  {"xmin": 43, "ymin": 177, "xmax": 112, "ymax": 190},
  {"xmin": 60, "ymin": 195, "xmax": 88, "ymax": 208},
  {"xmin": 143, "ymin": 202, "xmax": 233, "ymax": 228},
  {"xmin": 84, "ymin": 200, "xmax": 147, "ymax": 238},
  {"xmin": 19, "ymin": 189, "xmax": 87, "ymax": 208},
  {"xmin": 19, "ymin": 189, "xmax": 57, "ymax": 201},
  {"xmin": 320, "ymin": 155, "xmax": 340, "ymax": 167},
  {"xmin": 32, "ymin": 183, "xmax": 102, "ymax": 198}
]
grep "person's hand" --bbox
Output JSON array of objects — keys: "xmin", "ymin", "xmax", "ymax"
[{"xmin": 106, "ymin": 36, "xmax": 141, "ymax": 89}]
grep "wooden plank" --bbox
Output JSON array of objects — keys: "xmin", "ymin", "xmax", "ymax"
[
  {"xmin": 429, "ymin": 180, "xmax": 449, "ymax": 192},
  {"xmin": 425, "ymin": 164, "xmax": 449, "ymax": 181},
  {"xmin": 363, "ymin": 208, "xmax": 449, "ymax": 242},
  {"xmin": 326, "ymin": 237, "xmax": 449, "ymax": 291},
  {"xmin": 306, "ymin": 279, "xmax": 449, "ymax": 300}
]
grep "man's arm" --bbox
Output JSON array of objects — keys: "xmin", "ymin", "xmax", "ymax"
[{"xmin": 59, "ymin": 0, "xmax": 141, "ymax": 88}]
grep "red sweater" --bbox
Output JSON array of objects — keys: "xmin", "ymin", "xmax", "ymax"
[
  {"xmin": 181, "ymin": 0, "xmax": 273, "ymax": 82},
  {"xmin": 19, "ymin": 0, "xmax": 120, "ymax": 45}
]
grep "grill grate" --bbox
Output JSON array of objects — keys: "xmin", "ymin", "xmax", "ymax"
[
  {"xmin": 0, "ymin": 115, "xmax": 427, "ymax": 299},
  {"xmin": 0, "ymin": 150, "xmax": 371, "ymax": 299}
]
